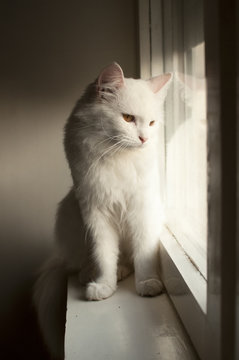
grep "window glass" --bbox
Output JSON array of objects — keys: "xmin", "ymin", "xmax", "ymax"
[{"xmin": 163, "ymin": 0, "xmax": 207, "ymax": 278}]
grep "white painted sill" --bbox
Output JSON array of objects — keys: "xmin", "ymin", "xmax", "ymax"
[
  {"xmin": 159, "ymin": 226, "xmax": 206, "ymax": 360},
  {"xmin": 159, "ymin": 226, "xmax": 207, "ymax": 313},
  {"xmin": 65, "ymin": 275, "xmax": 199, "ymax": 360}
]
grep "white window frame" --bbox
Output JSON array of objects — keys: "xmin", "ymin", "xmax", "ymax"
[{"xmin": 138, "ymin": 1, "xmax": 238, "ymax": 359}]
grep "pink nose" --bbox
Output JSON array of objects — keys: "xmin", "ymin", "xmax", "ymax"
[{"xmin": 139, "ymin": 136, "xmax": 148, "ymax": 144}]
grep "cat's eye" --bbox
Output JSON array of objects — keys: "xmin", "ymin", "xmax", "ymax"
[
  {"xmin": 149, "ymin": 120, "xmax": 155, "ymax": 126},
  {"xmin": 122, "ymin": 114, "xmax": 135, "ymax": 123}
]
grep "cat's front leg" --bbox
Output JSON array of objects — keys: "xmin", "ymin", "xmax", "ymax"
[
  {"xmin": 134, "ymin": 249, "xmax": 163, "ymax": 297},
  {"xmin": 130, "ymin": 203, "xmax": 163, "ymax": 297},
  {"xmin": 83, "ymin": 208, "xmax": 119, "ymax": 301}
]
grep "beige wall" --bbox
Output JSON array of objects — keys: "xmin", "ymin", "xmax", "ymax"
[{"xmin": 0, "ymin": 0, "xmax": 137, "ymax": 355}]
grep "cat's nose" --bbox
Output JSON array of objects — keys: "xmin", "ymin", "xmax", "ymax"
[{"xmin": 139, "ymin": 136, "xmax": 148, "ymax": 144}]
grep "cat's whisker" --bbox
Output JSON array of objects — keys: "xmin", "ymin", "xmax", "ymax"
[
  {"xmin": 85, "ymin": 140, "xmax": 123, "ymax": 177},
  {"xmin": 116, "ymin": 144, "xmax": 127, "ymax": 156},
  {"xmin": 110, "ymin": 140, "xmax": 126, "ymax": 157},
  {"xmin": 111, "ymin": 138, "xmax": 132, "ymax": 157},
  {"xmin": 99, "ymin": 139, "xmax": 127, "ymax": 159},
  {"xmin": 122, "ymin": 135, "xmax": 137, "ymax": 143},
  {"xmin": 96, "ymin": 140, "xmax": 123, "ymax": 160},
  {"xmin": 96, "ymin": 135, "xmax": 122, "ymax": 147},
  {"xmin": 95, "ymin": 137, "xmax": 114, "ymax": 147}
]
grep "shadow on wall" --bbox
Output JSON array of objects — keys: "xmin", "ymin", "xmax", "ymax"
[
  {"xmin": 0, "ymin": 233, "xmax": 67, "ymax": 360},
  {"xmin": 0, "ymin": 236, "xmax": 52, "ymax": 359}
]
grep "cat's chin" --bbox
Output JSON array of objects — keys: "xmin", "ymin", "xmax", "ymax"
[
  {"xmin": 126, "ymin": 142, "xmax": 149, "ymax": 150},
  {"xmin": 138, "ymin": 142, "xmax": 149, "ymax": 149}
]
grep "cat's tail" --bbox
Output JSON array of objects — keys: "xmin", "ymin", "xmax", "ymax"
[{"xmin": 33, "ymin": 256, "xmax": 68, "ymax": 360}]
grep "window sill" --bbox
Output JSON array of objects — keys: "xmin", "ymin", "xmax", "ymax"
[
  {"xmin": 65, "ymin": 275, "xmax": 198, "ymax": 360},
  {"xmin": 159, "ymin": 226, "xmax": 206, "ymax": 359}
]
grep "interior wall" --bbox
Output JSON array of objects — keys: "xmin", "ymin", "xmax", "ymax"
[{"xmin": 0, "ymin": 0, "xmax": 138, "ymax": 357}]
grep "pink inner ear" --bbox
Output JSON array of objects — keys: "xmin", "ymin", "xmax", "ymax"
[
  {"xmin": 98, "ymin": 62, "xmax": 124, "ymax": 88},
  {"xmin": 148, "ymin": 73, "xmax": 172, "ymax": 93}
]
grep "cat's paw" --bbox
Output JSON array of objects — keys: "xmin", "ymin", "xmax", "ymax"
[
  {"xmin": 117, "ymin": 265, "xmax": 132, "ymax": 282},
  {"xmin": 85, "ymin": 282, "xmax": 116, "ymax": 301},
  {"xmin": 136, "ymin": 278, "xmax": 163, "ymax": 297}
]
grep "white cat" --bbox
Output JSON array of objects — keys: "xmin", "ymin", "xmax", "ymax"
[{"xmin": 34, "ymin": 63, "xmax": 171, "ymax": 357}]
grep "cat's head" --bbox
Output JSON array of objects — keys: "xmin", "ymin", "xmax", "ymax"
[{"xmin": 80, "ymin": 63, "xmax": 172, "ymax": 149}]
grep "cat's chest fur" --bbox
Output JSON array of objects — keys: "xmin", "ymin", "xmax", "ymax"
[{"xmin": 79, "ymin": 145, "xmax": 156, "ymax": 208}]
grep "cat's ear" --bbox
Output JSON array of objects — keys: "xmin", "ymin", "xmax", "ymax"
[
  {"xmin": 147, "ymin": 73, "xmax": 173, "ymax": 102},
  {"xmin": 97, "ymin": 62, "xmax": 124, "ymax": 91},
  {"xmin": 148, "ymin": 73, "xmax": 172, "ymax": 93}
]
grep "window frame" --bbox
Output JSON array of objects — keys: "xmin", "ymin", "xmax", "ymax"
[
  {"xmin": 138, "ymin": 1, "xmax": 238, "ymax": 359},
  {"xmin": 205, "ymin": 1, "xmax": 237, "ymax": 359}
]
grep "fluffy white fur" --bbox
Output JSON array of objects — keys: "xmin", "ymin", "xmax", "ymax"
[{"xmin": 34, "ymin": 63, "xmax": 172, "ymax": 357}]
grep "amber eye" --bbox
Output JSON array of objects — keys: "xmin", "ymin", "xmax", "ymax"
[
  {"xmin": 122, "ymin": 114, "xmax": 135, "ymax": 123},
  {"xmin": 149, "ymin": 120, "xmax": 155, "ymax": 126}
]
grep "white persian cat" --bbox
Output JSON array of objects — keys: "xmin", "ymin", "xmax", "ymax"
[{"xmin": 34, "ymin": 63, "xmax": 171, "ymax": 357}]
